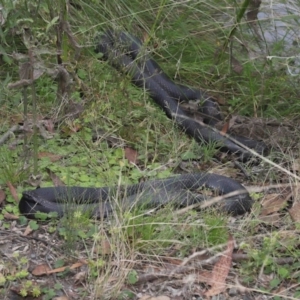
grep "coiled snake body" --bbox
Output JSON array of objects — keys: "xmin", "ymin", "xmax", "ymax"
[{"xmin": 18, "ymin": 30, "xmax": 267, "ymax": 218}]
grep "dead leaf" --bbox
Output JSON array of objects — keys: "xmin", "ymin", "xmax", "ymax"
[
  {"xmin": 38, "ymin": 152, "xmax": 62, "ymax": 162},
  {"xmin": 6, "ymin": 181, "xmax": 19, "ymax": 203},
  {"xmin": 220, "ymin": 121, "xmax": 230, "ymax": 134},
  {"xmin": 161, "ymin": 257, "xmax": 183, "ymax": 266},
  {"xmin": 142, "ymin": 32, "xmax": 149, "ymax": 43},
  {"xmin": 53, "ymin": 297, "xmax": 69, "ymax": 300},
  {"xmin": 32, "ymin": 264, "xmax": 52, "ymax": 276},
  {"xmin": 23, "ymin": 224, "xmax": 34, "ymax": 236},
  {"xmin": 289, "ymin": 202, "xmax": 300, "ymax": 222},
  {"xmin": 33, "ymin": 260, "xmax": 87, "ymax": 276},
  {"xmin": 261, "ymin": 192, "xmax": 290, "ymax": 215},
  {"xmin": 247, "ymin": 0, "xmax": 261, "ymax": 22},
  {"xmin": 227, "ymin": 116, "xmax": 239, "ymax": 129},
  {"xmin": 48, "ymin": 261, "xmax": 87, "ymax": 275},
  {"xmin": 74, "ymin": 271, "xmax": 86, "ymax": 283},
  {"xmin": 43, "ymin": 119, "xmax": 55, "ymax": 133},
  {"xmin": 205, "ymin": 235, "xmax": 234, "ymax": 297},
  {"xmin": 258, "ymin": 213, "xmax": 281, "ymax": 224},
  {"xmin": 46, "ymin": 168, "xmax": 65, "ymax": 186},
  {"xmin": 212, "ymin": 94, "xmax": 226, "ymax": 105},
  {"xmin": 0, "ymin": 189, "xmax": 6, "ymax": 205},
  {"xmin": 124, "ymin": 147, "xmax": 138, "ymax": 164},
  {"xmin": 246, "ymin": 0, "xmax": 262, "ymax": 40},
  {"xmin": 64, "ymin": 102, "xmax": 84, "ymax": 120},
  {"xmin": 231, "ymin": 56, "xmax": 243, "ymax": 74},
  {"xmin": 4, "ymin": 213, "xmax": 19, "ymax": 220},
  {"xmin": 19, "ymin": 61, "xmax": 45, "ymax": 81},
  {"xmin": 101, "ymin": 239, "xmax": 111, "ymax": 255},
  {"xmin": 131, "ymin": 101, "xmax": 144, "ymax": 107},
  {"xmin": 195, "ymin": 270, "xmax": 215, "ymax": 284},
  {"xmin": 61, "ymin": 122, "xmax": 82, "ymax": 134}
]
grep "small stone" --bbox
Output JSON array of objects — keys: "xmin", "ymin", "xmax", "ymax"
[{"xmin": 228, "ymin": 287, "xmax": 238, "ymax": 296}]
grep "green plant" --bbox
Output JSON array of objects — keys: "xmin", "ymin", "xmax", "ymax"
[
  {"xmin": 240, "ymin": 231, "xmax": 300, "ymax": 297},
  {"xmin": 0, "ymin": 252, "xmax": 31, "ymax": 297},
  {"xmin": 19, "ymin": 280, "xmax": 42, "ymax": 298},
  {"xmin": 42, "ymin": 284, "xmax": 64, "ymax": 300},
  {"xmin": 0, "ymin": 0, "xmax": 300, "ymax": 299},
  {"xmin": 0, "ymin": 146, "xmax": 28, "ymax": 185},
  {"xmin": 58, "ymin": 209, "xmax": 98, "ymax": 251}
]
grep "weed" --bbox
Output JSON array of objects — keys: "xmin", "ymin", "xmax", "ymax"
[
  {"xmin": 1, "ymin": 0, "xmax": 300, "ymax": 299},
  {"xmin": 0, "ymin": 146, "xmax": 28, "ymax": 185}
]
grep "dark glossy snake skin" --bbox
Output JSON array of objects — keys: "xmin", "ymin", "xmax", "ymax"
[
  {"xmin": 18, "ymin": 30, "xmax": 266, "ymax": 219},
  {"xmin": 19, "ymin": 173, "xmax": 252, "ymax": 218},
  {"xmin": 95, "ymin": 30, "xmax": 267, "ymax": 161}
]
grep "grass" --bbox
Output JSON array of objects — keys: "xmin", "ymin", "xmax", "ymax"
[{"xmin": 0, "ymin": 0, "xmax": 300, "ymax": 299}]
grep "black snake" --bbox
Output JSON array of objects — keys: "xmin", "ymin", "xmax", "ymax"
[{"xmin": 18, "ymin": 30, "xmax": 267, "ymax": 218}]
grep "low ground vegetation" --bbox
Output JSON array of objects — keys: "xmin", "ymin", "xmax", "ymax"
[{"xmin": 0, "ymin": 0, "xmax": 300, "ymax": 299}]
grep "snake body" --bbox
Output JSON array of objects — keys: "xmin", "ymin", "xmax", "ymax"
[
  {"xmin": 19, "ymin": 173, "xmax": 252, "ymax": 218},
  {"xmin": 18, "ymin": 30, "xmax": 266, "ymax": 218},
  {"xmin": 95, "ymin": 30, "xmax": 267, "ymax": 161}
]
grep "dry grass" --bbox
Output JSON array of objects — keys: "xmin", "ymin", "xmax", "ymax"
[{"xmin": 1, "ymin": 0, "xmax": 300, "ymax": 299}]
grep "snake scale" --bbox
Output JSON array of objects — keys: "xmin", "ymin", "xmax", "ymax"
[{"xmin": 18, "ymin": 30, "xmax": 267, "ymax": 218}]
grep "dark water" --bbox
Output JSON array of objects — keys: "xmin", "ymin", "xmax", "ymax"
[
  {"xmin": 258, "ymin": 2, "xmax": 299, "ymax": 45},
  {"xmin": 258, "ymin": 1, "xmax": 300, "ymax": 74}
]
